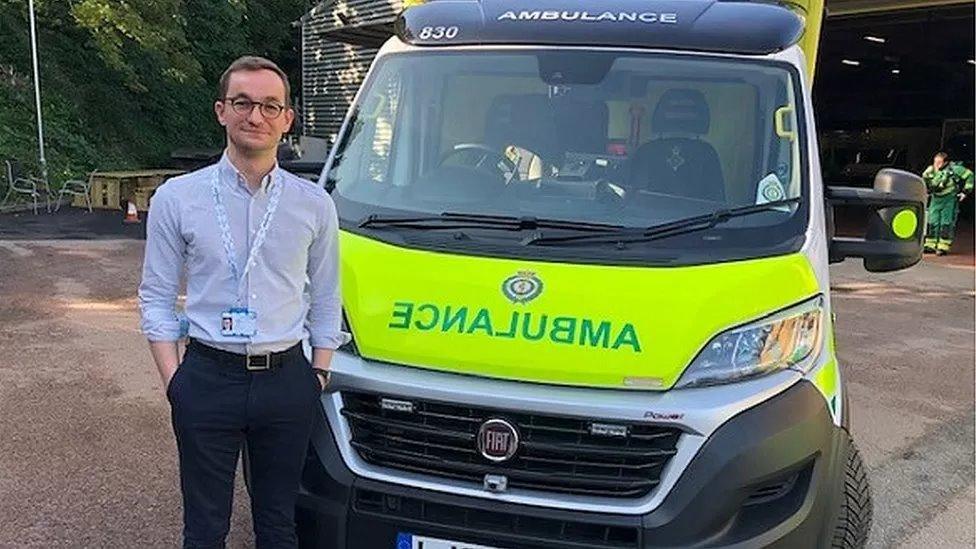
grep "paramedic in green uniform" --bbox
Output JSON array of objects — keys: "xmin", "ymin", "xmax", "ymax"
[{"xmin": 922, "ymin": 152, "xmax": 974, "ymax": 255}]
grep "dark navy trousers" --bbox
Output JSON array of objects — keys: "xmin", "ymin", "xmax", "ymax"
[{"xmin": 167, "ymin": 342, "xmax": 321, "ymax": 549}]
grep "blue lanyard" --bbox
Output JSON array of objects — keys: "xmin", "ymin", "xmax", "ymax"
[{"xmin": 210, "ymin": 167, "xmax": 283, "ymax": 304}]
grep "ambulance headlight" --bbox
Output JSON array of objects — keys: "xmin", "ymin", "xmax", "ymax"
[{"xmin": 676, "ymin": 297, "xmax": 824, "ymax": 389}]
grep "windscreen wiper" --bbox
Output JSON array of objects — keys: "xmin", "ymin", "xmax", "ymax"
[
  {"xmin": 521, "ymin": 198, "xmax": 802, "ymax": 246},
  {"xmin": 358, "ymin": 212, "xmax": 624, "ymax": 233}
]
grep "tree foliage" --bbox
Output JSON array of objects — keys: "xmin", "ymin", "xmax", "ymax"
[{"xmin": 0, "ymin": 0, "xmax": 308, "ymax": 185}]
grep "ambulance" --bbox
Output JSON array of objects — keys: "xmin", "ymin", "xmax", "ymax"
[{"xmin": 295, "ymin": 1, "xmax": 927, "ymax": 547}]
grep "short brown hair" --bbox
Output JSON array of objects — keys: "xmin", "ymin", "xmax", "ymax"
[
  {"xmin": 935, "ymin": 151, "xmax": 949, "ymax": 160},
  {"xmin": 219, "ymin": 55, "xmax": 291, "ymax": 106}
]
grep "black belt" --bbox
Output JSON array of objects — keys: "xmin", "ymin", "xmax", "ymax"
[{"xmin": 187, "ymin": 338, "xmax": 303, "ymax": 371}]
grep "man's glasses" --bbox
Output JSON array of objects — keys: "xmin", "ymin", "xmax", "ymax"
[{"xmin": 223, "ymin": 97, "xmax": 287, "ymax": 119}]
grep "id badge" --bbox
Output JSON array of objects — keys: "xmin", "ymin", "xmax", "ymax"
[{"xmin": 221, "ymin": 307, "xmax": 257, "ymax": 337}]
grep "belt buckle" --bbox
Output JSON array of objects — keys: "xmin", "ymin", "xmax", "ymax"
[{"xmin": 246, "ymin": 353, "xmax": 271, "ymax": 371}]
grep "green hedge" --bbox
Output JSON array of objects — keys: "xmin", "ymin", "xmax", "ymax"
[{"xmin": 0, "ymin": 0, "xmax": 304, "ymax": 187}]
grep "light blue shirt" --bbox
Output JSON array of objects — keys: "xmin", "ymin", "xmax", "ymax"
[{"xmin": 138, "ymin": 153, "xmax": 347, "ymax": 354}]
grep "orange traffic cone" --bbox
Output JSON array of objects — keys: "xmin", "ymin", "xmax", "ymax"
[{"xmin": 123, "ymin": 200, "xmax": 141, "ymax": 224}]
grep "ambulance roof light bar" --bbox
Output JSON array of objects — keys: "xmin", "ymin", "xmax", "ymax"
[{"xmin": 395, "ymin": 0, "xmax": 805, "ymax": 57}]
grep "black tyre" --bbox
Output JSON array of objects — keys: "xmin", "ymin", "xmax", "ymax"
[{"xmin": 831, "ymin": 436, "xmax": 873, "ymax": 548}]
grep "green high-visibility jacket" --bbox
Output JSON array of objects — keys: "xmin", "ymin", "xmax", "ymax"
[{"xmin": 922, "ymin": 162, "xmax": 975, "ymax": 197}]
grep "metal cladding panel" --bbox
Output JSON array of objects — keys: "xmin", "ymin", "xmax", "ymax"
[
  {"xmin": 302, "ymin": 41, "xmax": 379, "ymax": 141},
  {"xmin": 396, "ymin": 0, "xmax": 805, "ymax": 55},
  {"xmin": 306, "ymin": 0, "xmax": 402, "ymax": 33},
  {"xmin": 302, "ymin": 0, "xmax": 400, "ymax": 141},
  {"xmin": 825, "ymin": 0, "xmax": 971, "ymax": 16}
]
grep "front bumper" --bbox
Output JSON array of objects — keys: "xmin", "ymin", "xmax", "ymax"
[{"xmin": 296, "ymin": 380, "xmax": 848, "ymax": 548}]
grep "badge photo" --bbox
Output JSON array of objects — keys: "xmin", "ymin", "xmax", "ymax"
[{"xmin": 221, "ymin": 308, "xmax": 258, "ymax": 337}]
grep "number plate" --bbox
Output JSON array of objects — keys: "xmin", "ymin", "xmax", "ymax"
[{"xmin": 396, "ymin": 533, "xmax": 499, "ymax": 549}]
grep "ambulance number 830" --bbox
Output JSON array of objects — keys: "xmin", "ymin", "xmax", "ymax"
[{"xmin": 418, "ymin": 26, "xmax": 460, "ymax": 40}]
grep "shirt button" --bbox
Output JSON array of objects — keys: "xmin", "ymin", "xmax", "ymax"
[{"xmin": 251, "ymin": 294, "xmax": 258, "ymax": 299}]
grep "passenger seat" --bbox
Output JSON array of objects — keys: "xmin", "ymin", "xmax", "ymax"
[{"xmin": 629, "ymin": 89, "xmax": 726, "ymax": 202}]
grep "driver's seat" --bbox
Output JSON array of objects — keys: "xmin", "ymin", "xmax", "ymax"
[
  {"xmin": 484, "ymin": 94, "xmax": 559, "ymax": 180},
  {"xmin": 630, "ymin": 89, "xmax": 726, "ymax": 201}
]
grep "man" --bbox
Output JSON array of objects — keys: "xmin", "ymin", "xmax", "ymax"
[
  {"xmin": 922, "ymin": 151, "xmax": 974, "ymax": 255},
  {"xmin": 139, "ymin": 55, "xmax": 345, "ymax": 548}
]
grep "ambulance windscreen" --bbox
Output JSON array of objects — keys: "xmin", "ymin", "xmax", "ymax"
[{"xmin": 328, "ymin": 49, "xmax": 808, "ymax": 256}]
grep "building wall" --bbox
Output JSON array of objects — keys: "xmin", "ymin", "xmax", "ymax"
[
  {"xmin": 301, "ymin": 0, "xmax": 402, "ymax": 142},
  {"xmin": 302, "ymin": 40, "xmax": 379, "ymax": 141},
  {"xmin": 826, "ymin": 0, "xmax": 970, "ymax": 16}
]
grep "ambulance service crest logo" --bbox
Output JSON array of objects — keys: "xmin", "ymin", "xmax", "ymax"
[
  {"xmin": 502, "ymin": 271, "xmax": 544, "ymax": 304},
  {"xmin": 761, "ymin": 181, "xmax": 785, "ymax": 201},
  {"xmin": 666, "ymin": 146, "xmax": 685, "ymax": 172}
]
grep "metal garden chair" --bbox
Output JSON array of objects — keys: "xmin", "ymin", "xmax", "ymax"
[
  {"xmin": 1, "ymin": 160, "xmax": 52, "ymax": 214},
  {"xmin": 55, "ymin": 170, "xmax": 94, "ymax": 213}
]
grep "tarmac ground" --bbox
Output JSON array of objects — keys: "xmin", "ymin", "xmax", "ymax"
[{"xmin": 0, "ymin": 208, "xmax": 972, "ymax": 548}]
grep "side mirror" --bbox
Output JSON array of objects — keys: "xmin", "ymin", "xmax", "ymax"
[{"xmin": 827, "ymin": 168, "xmax": 927, "ymax": 272}]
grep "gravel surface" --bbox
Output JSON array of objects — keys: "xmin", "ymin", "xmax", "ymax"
[
  {"xmin": 0, "ymin": 237, "xmax": 971, "ymax": 548},
  {"xmin": 0, "ymin": 240, "xmax": 252, "ymax": 548}
]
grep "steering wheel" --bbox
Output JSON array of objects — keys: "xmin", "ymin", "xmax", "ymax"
[{"xmin": 440, "ymin": 143, "xmax": 519, "ymax": 184}]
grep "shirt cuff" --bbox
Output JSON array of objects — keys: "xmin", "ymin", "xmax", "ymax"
[
  {"xmin": 310, "ymin": 330, "xmax": 352, "ymax": 350},
  {"xmin": 141, "ymin": 315, "xmax": 184, "ymax": 342}
]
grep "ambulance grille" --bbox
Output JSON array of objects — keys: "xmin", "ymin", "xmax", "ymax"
[{"xmin": 341, "ymin": 392, "xmax": 682, "ymax": 498}]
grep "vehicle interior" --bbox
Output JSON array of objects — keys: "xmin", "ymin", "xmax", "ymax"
[{"xmin": 332, "ymin": 51, "xmax": 804, "ymax": 229}]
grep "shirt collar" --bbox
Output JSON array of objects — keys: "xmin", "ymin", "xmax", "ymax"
[{"xmin": 218, "ymin": 152, "xmax": 280, "ymax": 195}]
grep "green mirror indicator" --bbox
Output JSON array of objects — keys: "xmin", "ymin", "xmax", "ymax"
[{"xmin": 891, "ymin": 209, "xmax": 918, "ymax": 239}]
